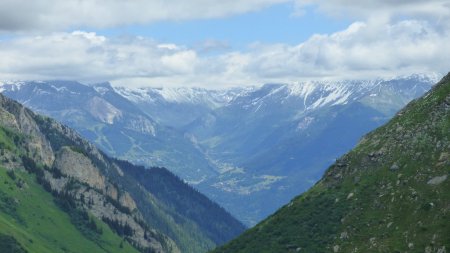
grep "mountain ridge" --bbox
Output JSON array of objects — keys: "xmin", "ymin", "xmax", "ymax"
[
  {"xmin": 183, "ymin": 75, "xmax": 435, "ymax": 224},
  {"xmin": 0, "ymin": 92, "xmax": 245, "ymax": 253},
  {"xmin": 0, "ymin": 74, "xmax": 438, "ymax": 225},
  {"xmin": 212, "ymin": 72, "xmax": 450, "ymax": 252}
]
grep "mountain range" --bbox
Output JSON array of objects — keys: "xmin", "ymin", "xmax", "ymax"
[
  {"xmin": 0, "ymin": 73, "xmax": 439, "ymax": 225},
  {"xmin": 0, "ymin": 93, "xmax": 245, "ymax": 253},
  {"xmin": 213, "ymin": 72, "xmax": 450, "ymax": 253}
]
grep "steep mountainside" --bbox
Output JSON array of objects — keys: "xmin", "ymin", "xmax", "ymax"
[
  {"xmin": 0, "ymin": 75, "xmax": 437, "ymax": 225},
  {"xmin": 212, "ymin": 73, "xmax": 450, "ymax": 253},
  {"xmin": 116, "ymin": 161, "xmax": 245, "ymax": 246},
  {"xmin": 0, "ymin": 93, "xmax": 245, "ymax": 253},
  {"xmin": 0, "ymin": 81, "xmax": 217, "ymax": 182},
  {"xmin": 0, "ymin": 160, "xmax": 141, "ymax": 253},
  {"xmin": 0, "ymin": 94, "xmax": 173, "ymax": 253},
  {"xmin": 185, "ymin": 75, "xmax": 436, "ymax": 224}
]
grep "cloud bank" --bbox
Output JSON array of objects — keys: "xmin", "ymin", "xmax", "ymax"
[
  {"xmin": 2, "ymin": 0, "xmax": 446, "ymax": 32},
  {"xmin": 0, "ymin": 0, "xmax": 288, "ymax": 31},
  {"xmin": 0, "ymin": 19, "xmax": 448, "ymax": 87},
  {"xmin": 295, "ymin": 0, "xmax": 450, "ymax": 21},
  {"xmin": 0, "ymin": 1, "xmax": 448, "ymax": 87}
]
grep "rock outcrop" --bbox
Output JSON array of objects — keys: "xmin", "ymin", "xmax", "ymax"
[
  {"xmin": 54, "ymin": 147, "xmax": 106, "ymax": 189},
  {"xmin": 0, "ymin": 93, "xmax": 179, "ymax": 253}
]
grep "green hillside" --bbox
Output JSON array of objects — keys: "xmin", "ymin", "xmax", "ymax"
[
  {"xmin": 0, "ymin": 166, "xmax": 138, "ymax": 253},
  {"xmin": 0, "ymin": 119, "xmax": 139, "ymax": 252},
  {"xmin": 213, "ymin": 73, "xmax": 450, "ymax": 253},
  {"xmin": 0, "ymin": 88, "xmax": 244, "ymax": 253},
  {"xmin": 0, "ymin": 93, "xmax": 178, "ymax": 252}
]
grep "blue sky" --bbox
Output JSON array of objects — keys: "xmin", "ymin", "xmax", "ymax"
[
  {"xmin": 95, "ymin": 3, "xmax": 350, "ymax": 51},
  {"xmin": 0, "ymin": 0, "xmax": 448, "ymax": 88}
]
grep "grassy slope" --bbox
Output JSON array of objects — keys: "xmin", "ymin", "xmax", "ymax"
[
  {"xmin": 0, "ymin": 123, "xmax": 139, "ymax": 253},
  {"xmin": 0, "ymin": 95, "xmax": 238, "ymax": 253},
  {"xmin": 213, "ymin": 76, "xmax": 450, "ymax": 253},
  {"xmin": 0, "ymin": 168, "xmax": 139, "ymax": 253}
]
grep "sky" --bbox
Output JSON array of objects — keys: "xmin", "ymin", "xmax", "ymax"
[{"xmin": 0, "ymin": 0, "xmax": 449, "ymax": 88}]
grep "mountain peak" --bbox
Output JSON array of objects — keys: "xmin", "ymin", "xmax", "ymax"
[{"xmin": 91, "ymin": 82, "xmax": 115, "ymax": 94}]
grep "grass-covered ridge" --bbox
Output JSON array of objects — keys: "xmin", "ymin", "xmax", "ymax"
[{"xmin": 212, "ymin": 74, "xmax": 450, "ymax": 253}]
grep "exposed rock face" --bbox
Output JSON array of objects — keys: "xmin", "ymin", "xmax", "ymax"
[
  {"xmin": 78, "ymin": 187, "xmax": 162, "ymax": 251},
  {"xmin": 54, "ymin": 147, "xmax": 106, "ymax": 190},
  {"xmin": 0, "ymin": 95, "xmax": 55, "ymax": 166},
  {"xmin": 46, "ymin": 120, "xmax": 108, "ymax": 167},
  {"xmin": 44, "ymin": 170, "xmax": 69, "ymax": 191},
  {"xmin": 44, "ymin": 156, "xmax": 155, "ymax": 250},
  {"xmin": 0, "ymin": 94, "xmax": 179, "ymax": 253},
  {"xmin": 45, "ymin": 146, "xmax": 163, "ymax": 250},
  {"xmin": 119, "ymin": 191, "xmax": 137, "ymax": 211},
  {"xmin": 106, "ymin": 183, "xmax": 119, "ymax": 200},
  {"xmin": 0, "ymin": 107, "xmax": 19, "ymax": 130},
  {"xmin": 86, "ymin": 96, "xmax": 122, "ymax": 124}
]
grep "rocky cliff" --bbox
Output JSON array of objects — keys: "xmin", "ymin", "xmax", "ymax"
[
  {"xmin": 0, "ymin": 89, "xmax": 246, "ymax": 253},
  {"xmin": 0, "ymin": 93, "xmax": 179, "ymax": 252}
]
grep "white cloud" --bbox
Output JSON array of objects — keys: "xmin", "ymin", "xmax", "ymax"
[
  {"xmin": 0, "ymin": 0, "xmax": 289, "ymax": 31},
  {"xmin": 241, "ymin": 20, "xmax": 450, "ymax": 81},
  {"xmin": 0, "ymin": 31, "xmax": 200, "ymax": 82},
  {"xmin": 0, "ymin": 19, "xmax": 448, "ymax": 88},
  {"xmin": 161, "ymin": 51, "xmax": 198, "ymax": 74},
  {"xmin": 1, "ymin": 0, "xmax": 447, "ymax": 87},
  {"xmin": 5, "ymin": 0, "xmax": 446, "ymax": 33},
  {"xmin": 295, "ymin": 0, "xmax": 450, "ymax": 24}
]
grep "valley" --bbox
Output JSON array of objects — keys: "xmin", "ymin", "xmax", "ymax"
[
  {"xmin": 213, "ymin": 72, "xmax": 450, "ymax": 253},
  {"xmin": 1, "ymin": 74, "xmax": 437, "ymax": 225},
  {"xmin": 0, "ymin": 1, "xmax": 448, "ymax": 252}
]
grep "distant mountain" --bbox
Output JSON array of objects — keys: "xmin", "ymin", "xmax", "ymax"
[
  {"xmin": 183, "ymin": 75, "xmax": 436, "ymax": 224},
  {"xmin": 212, "ymin": 73, "xmax": 450, "ymax": 252},
  {"xmin": 115, "ymin": 86, "xmax": 247, "ymax": 129},
  {"xmin": 0, "ymin": 74, "xmax": 438, "ymax": 225},
  {"xmin": 0, "ymin": 93, "xmax": 245, "ymax": 253},
  {"xmin": 0, "ymin": 81, "xmax": 217, "ymax": 182}
]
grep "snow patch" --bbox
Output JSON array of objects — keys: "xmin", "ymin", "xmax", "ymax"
[
  {"xmin": 0, "ymin": 80, "xmax": 27, "ymax": 92},
  {"xmin": 116, "ymin": 86, "xmax": 249, "ymax": 109},
  {"xmin": 93, "ymin": 86, "xmax": 109, "ymax": 95}
]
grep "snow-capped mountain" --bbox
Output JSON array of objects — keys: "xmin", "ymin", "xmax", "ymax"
[
  {"xmin": 0, "ymin": 81, "xmax": 218, "ymax": 182},
  {"xmin": 115, "ymin": 86, "xmax": 250, "ymax": 128},
  {"xmin": 181, "ymin": 74, "xmax": 436, "ymax": 224},
  {"xmin": 0, "ymin": 74, "xmax": 439, "ymax": 225}
]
